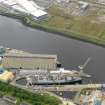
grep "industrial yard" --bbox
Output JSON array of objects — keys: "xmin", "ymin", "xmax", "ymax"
[
  {"xmin": 0, "ymin": 46, "xmax": 104, "ymax": 105},
  {"xmin": 0, "ymin": 0, "xmax": 105, "ymax": 105}
]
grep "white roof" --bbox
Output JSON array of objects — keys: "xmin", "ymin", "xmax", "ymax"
[
  {"xmin": 16, "ymin": 0, "xmax": 47, "ymax": 17},
  {"xmin": 31, "ymin": 10, "xmax": 47, "ymax": 17},
  {"xmin": 0, "ymin": 0, "xmax": 47, "ymax": 18},
  {"xmin": 1, "ymin": 0, "xmax": 16, "ymax": 6},
  {"xmin": 12, "ymin": 5, "xmax": 28, "ymax": 13},
  {"xmin": 50, "ymin": 68, "xmax": 73, "ymax": 74}
]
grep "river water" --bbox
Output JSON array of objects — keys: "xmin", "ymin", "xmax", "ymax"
[{"xmin": 0, "ymin": 16, "xmax": 105, "ymax": 83}]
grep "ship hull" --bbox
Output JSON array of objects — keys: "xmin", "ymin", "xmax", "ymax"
[{"xmin": 32, "ymin": 79, "xmax": 83, "ymax": 85}]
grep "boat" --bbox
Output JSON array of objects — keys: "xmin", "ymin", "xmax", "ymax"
[
  {"xmin": 17, "ymin": 62, "xmax": 92, "ymax": 85},
  {"xmin": 25, "ymin": 72, "xmax": 83, "ymax": 85}
]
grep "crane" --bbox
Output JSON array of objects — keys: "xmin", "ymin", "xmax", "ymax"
[{"xmin": 78, "ymin": 57, "xmax": 91, "ymax": 78}]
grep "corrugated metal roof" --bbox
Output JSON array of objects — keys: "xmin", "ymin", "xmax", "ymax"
[
  {"xmin": 4, "ymin": 53, "xmax": 57, "ymax": 59},
  {"xmin": 1, "ymin": 0, "xmax": 47, "ymax": 18}
]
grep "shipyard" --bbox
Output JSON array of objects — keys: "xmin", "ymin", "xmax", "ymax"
[
  {"xmin": 1, "ymin": 0, "xmax": 105, "ymax": 46},
  {"xmin": 0, "ymin": 0, "xmax": 105, "ymax": 105},
  {"xmin": 0, "ymin": 46, "xmax": 104, "ymax": 105}
]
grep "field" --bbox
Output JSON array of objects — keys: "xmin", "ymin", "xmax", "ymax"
[{"xmin": 34, "ymin": 2, "xmax": 105, "ymax": 46}]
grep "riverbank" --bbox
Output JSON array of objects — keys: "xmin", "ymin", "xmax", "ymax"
[
  {"xmin": 22, "ymin": 17, "xmax": 105, "ymax": 47},
  {"xmin": 1, "ymin": 8, "xmax": 105, "ymax": 48}
]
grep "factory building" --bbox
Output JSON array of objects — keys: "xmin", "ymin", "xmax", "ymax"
[
  {"xmin": 0, "ymin": 0, "xmax": 48, "ymax": 20},
  {"xmin": 16, "ymin": 0, "xmax": 48, "ymax": 20},
  {"xmin": 2, "ymin": 53, "xmax": 60, "ymax": 70}
]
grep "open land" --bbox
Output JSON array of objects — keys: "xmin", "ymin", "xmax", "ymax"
[{"xmin": 32, "ymin": 0, "xmax": 105, "ymax": 46}]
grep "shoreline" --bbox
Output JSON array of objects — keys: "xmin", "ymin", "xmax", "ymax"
[{"xmin": 0, "ymin": 12, "xmax": 105, "ymax": 48}]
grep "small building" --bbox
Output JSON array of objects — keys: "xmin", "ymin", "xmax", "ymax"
[
  {"xmin": 78, "ymin": 1, "xmax": 89, "ymax": 10},
  {"xmin": 2, "ymin": 53, "xmax": 60, "ymax": 70},
  {"xmin": 17, "ymin": 0, "xmax": 48, "ymax": 20}
]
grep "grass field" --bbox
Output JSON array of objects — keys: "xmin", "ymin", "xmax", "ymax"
[{"xmin": 34, "ymin": 4, "xmax": 105, "ymax": 46}]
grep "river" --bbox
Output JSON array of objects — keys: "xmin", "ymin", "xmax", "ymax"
[{"xmin": 0, "ymin": 15, "xmax": 105, "ymax": 83}]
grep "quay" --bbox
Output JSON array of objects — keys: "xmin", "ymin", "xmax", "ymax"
[
  {"xmin": 27, "ymin": 84, "xmax": 105, "ymax": 91},
  {"xmin": 11, "ymin": 83, "xmax": 105, "ymax": 92}
]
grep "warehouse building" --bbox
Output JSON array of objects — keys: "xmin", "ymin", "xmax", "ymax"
[
  {"xmin": 0, "ymin": 0, "xmax": 48, "ymax": 20},
  {"xmin": 16, "ymin": 0, "xmax": 48, "ymax": 20},
  {"xmin": 2, "ymin": 53, "xmax": 60, "ymax": 70}
]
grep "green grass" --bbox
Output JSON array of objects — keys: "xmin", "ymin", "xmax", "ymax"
[
  {"xmin": 38, "ymin": 5, "xmax": 105, "ymax": 46},
  {"xmin": 21, "ymin": 14, "xmax": 105, "ymax": 47},
  {"xmin": 45, "ymin": 5, "xmax": 105, "ymax": 37}
]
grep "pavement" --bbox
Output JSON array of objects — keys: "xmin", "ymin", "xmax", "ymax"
[{"xmin": 0, "ymin": 98, "xmax": 13, "ymax": 105}]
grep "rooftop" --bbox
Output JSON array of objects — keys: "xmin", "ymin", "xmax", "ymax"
[
  {"xmin": 4, "ymin": 48, "xmax": 57, "ymax": 59},
  {"xmin": 0, "ymin": 0, "xmax": 48, "ymax": 18}
]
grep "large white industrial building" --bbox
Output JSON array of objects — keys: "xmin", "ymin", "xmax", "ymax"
[{"xmin": 0, "ymin": 0, "xmax": 48, "ymax": 20}]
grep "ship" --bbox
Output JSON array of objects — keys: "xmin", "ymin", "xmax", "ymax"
[
  {"xmin": 25, "ymin": 70, "xmax": 83, "ymax": 85},
  {"xmin": 17, "ymin": 57, "xmax": 91, "ymax": 86},
  {"xmin": 24, "ymin": 66, "xmax": 91, "ymax": 86}
]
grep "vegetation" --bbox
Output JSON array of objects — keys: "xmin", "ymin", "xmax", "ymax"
[
  {"xmin": 0, "ymin": 81, "xmax": 62, "ymax": 105},
  {"xmin": 1, "ymin": 5, "xmax": 105, "ymax": 47},
  {"xmin": 20, "ymin": 5, "xmax": 105, "ymax": 47}
]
